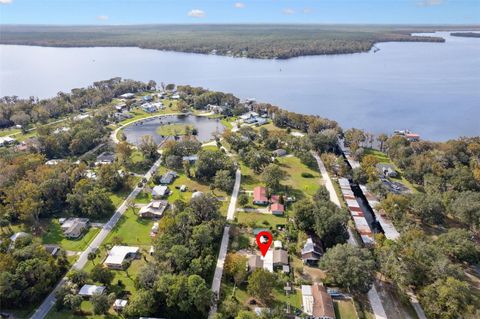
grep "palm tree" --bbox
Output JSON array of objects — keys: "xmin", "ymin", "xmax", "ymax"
[
  {"xmin": 88, "ymin": 251, "xmax": 97, "ymax": 265},
  {"xmin": 377, "ymin": 134, "xmax": 388, "ymax": 152}
]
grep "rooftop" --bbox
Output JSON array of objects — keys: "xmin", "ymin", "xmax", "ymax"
[{"xmin": 104, "ymin": 246, "xmax": 139, "ymax": 266}]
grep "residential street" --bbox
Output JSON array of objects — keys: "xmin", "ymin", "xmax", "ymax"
[
  {"xmin": 30, "ymin": 157, "xmax": 162, "ymax": 319},
  {"xmin": 209, "ymin": 168, "xmax": 241, "ymax": 318}
]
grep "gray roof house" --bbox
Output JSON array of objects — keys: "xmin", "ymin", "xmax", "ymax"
[
  {"xmin": 272, "ymin": 149, "xmax": 287, "ymax": 157},
  {"xmin": 376, "ymin": 163, "xmax": 398, "ymax": 178},
  {"xmin": 301, "ymin": 237, "xmax": 324, "ymax": 265},
  {"xmin": 96, "ymin": 152, "xmax": 115, "ymax": 165},
  {"xmin": 152, "ymin": 185, "xmax": 169, "ymax": 199},
  {"xmin": 61, "ymin": 218, "xmax": 89, "ymax": 239},
  {"xmin": 159, "ymin": 171, "xmax": 177, "ymax": 185}
]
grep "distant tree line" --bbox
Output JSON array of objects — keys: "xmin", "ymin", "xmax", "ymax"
[{"xmin": 0, "ymin": 24, "xmax": 449, "ymax": 59}]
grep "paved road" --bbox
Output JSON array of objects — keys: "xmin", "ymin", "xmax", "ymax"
[
  {"xmin": 208, "ymin": 168, "xmax": 241, "ymax": 318},
  {"xmin": 30, "ymin": 157, "xmax": 162, "ymax": 319},
  {"xmin": 311, "ymin": 151, "xmax": 388, "ymax": 319}
]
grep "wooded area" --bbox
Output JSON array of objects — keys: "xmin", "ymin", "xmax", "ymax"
[{"xmin": 0, "ymin": 24, "xmax": 460, "ymax": 59}]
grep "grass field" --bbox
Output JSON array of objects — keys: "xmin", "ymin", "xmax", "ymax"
[
  {"xmin": 334, "ymin": 299, "xmax": 358, "ymax": 319},
  {"xmin": 236, "ymin": 211, "xmax": 286, "ymax": 229},
  {"xmin": 276, "ymin": 156, "xmax": 321, "ymax": 199},
  {"xmin": 41, "ymin": 220, "xmax": 100, "ymax": 251},
  {"xmin": 156, "ymin": 123, "xmax": 193, "ymax": 136},
  {"xmin": 104, "ymin": 208, "xmax": 154, "ymax": 248}
]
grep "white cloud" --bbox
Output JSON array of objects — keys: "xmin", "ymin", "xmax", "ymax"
[
  {"xmin": 303, "ymin": 7, "xmax": 313, "ymax": 14},
  {"xmin": 417, "ymin": 0, "xmax": 444, "ymax": 7},
  {"xmin": 0, "ymin": 0, "xmax": 13, "ymax": 4},
  {"xmin": 234, "ymin": 2, "xmax": 245, "ymax": 9},
  {"xmin": 97, "ymin": 15, "xmax": 109, "ymax": 21},
  {"xmin": 188, "ymin": 9, "xmax": 206, "ymax": 18},
  {"xmin": 282, "ymin": 8, "xmax": 295, "ymax": 15}
]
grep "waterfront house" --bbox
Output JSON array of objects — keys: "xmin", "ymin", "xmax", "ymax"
[{"xmin": 104, "ymin": 245, "xmax": 139, "ymax": 269}]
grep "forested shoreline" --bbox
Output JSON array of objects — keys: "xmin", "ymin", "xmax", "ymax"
[
  {"xmin": 0, "ymin": 24, "xmax": 464, "ymax": 59},
  {"xmin": 450, "ymin": 32, "xmax": 480, "ymax": 38}
]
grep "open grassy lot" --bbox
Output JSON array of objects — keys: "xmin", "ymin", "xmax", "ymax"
[
  {"xmin": 236, "ymin": 211, "xmax": 286, "ymax": 229},
  {"xmin": 334, "ymin": 299, "xmax": 358, "ymax": 319},
  {"xmin": 239, "ymin": 162, "xmax": 262, "ymax": 191},
  {"xmin": 41, "ymin": 219, "xmax": 100, "ymax": 251},
  {"xmin": 0, "ymin": 128, "xmax": 20, "ymax": 137},
  {"xmin": 276, "ymin": 156, "xmax": 321, "ymax": 199},
  {"xmin": 104, "ymin": 208, "xmax": 154, "ymax": 248},
  {"xmin": 156, "ymin": 123, "xmax": 193, "ymax": 136}
]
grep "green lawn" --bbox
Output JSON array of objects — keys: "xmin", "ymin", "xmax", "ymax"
[
  {"xmin": 0, "ymin": 128, "xmax": 20, "ymax": 137},
  {"xmin": 156, "ymin": 123, "xmax": 193, "ymax": 136},
  {"xmin": 334, "ymin": 299, "xmax": 358, "ymax": 319},
  {"xmin": 104, "ymin": 208, "xmax": 154, "ymax": 248},
  {"xmin": 277, "ymin": 156, "xmax": 321, "ymax": 199},
  {"xmin": 236, "ymin": 211, "xmax": 286, "ymax": 229},
  {"xmin": 239, "ymin": 162, "xmax": 262, "ymax": 191},
  {"xmin": 41, "ymin": 220, "xmax": 100, "ymax": 251}
]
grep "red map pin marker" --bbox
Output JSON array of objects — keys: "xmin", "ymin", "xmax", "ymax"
[{"xmin": 255, "ymin": 231, "xmax": 273, "ymax": 257}]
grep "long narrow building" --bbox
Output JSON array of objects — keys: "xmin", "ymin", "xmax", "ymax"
[{"xmin": 338, "ymin": 177, "xmax": 374, "ymax": 245}]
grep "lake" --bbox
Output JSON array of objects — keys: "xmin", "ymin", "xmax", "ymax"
[
  {"xmin": 1, "ymin": 32, "xmax": 479, "ymax": 141},
  {"xmin": 122, "ymin": 114, "xmax": 224, "ymax": 145}
]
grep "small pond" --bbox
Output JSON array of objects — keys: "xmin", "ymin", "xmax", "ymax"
[{"xmin": 122, "ymin": 114, "xmax": 224, "ymax": 146}]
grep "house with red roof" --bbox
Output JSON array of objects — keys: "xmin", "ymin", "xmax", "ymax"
[
  {"xmin": 271, "ymin": 202, "xmax": 285, "ymax": 216},
  {"xmin": 253, "ymin": 186, "xmax": 269, "ymax": 205}
]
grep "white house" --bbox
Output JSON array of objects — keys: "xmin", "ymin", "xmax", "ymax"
[
  {"xmin": 78, "ymin": 284, "xmax": 106, "ymax": 297},
  {"xmin": 139, "ymin": 200, "xmax": 168, "ymax": 218},
  {"xmin": 113, "ymin": 299, "xmax": 128, "ymax": 311},
  {"xmin": 104, "ymin": 246, "xmax": 139, "ymax": 269},
  {"xmin": 152, "ymin": 185, "xmax": 169, "ymax": 199}
]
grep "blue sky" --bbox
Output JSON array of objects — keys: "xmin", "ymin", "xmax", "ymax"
[{"xmin": 0, "ymin": 0, "xmax": 479, "ymax": 25}]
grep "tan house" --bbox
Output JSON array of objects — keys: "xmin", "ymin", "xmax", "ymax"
[{"xmin": 301, "ymin": 283, "xmax": 336, "ymax": 319}]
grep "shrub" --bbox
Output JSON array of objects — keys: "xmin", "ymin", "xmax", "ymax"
[{"xmin": 301, "ymin": 172, "xmax": 314, "ymax": 178}]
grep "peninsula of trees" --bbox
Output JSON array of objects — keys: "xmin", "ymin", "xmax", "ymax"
[
  {"xmin": 450, "ymin": 32, "xmax": 480, "ymax": 38},
  {"xmin": 0, "ymin": 24, "xmax": 456, "ymax": 59}
]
